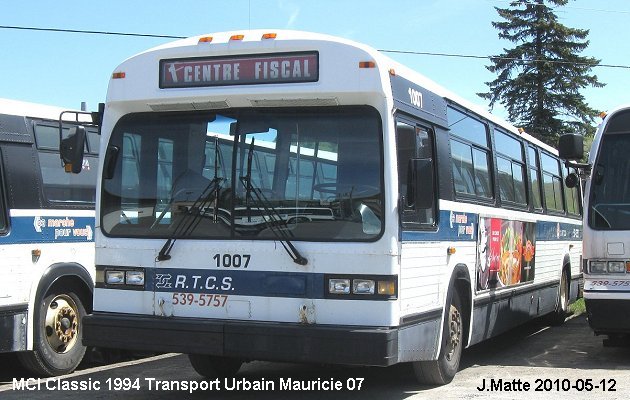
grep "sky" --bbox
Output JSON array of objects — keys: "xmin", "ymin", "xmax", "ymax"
[{"xmin": 1, "ymin": 0, "xmax": 629, "ymax": 123}]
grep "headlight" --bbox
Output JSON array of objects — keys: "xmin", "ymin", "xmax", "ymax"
[
  {"xmin": 589, "ymin": 261, "xmax": 607, "ymax": 274},
  {"xmin": 352, "ymin": 279, "xmax": 375, "ymax": 295},
  {"xmin": 99, "ymin": 267, "xmax": 146, "ymax": 289},
  {"xmin": 126, "ymin": 271, "xmax": 145, "ymax": 285},
  {"xmin": 608, "ymin": 261, "xmax": 626, "ymax": 273},
  {"xmin": 105, "ymin": 270, "xmax": 125, "ymax": 284},
  {"xmin": 329, "ymin": 279, "xmax": 351, "ymax": 294},
  {"xmin": 326, "ymin": 275, "xmax": 397, "ymax": 299}
]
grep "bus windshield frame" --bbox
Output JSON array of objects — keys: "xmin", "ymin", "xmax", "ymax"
[
  {"xmin": 589, "ymin": 131, "xmax": 630, "ymax": 230},
  {"xmin": 100, "ymin": 106, "xmax": 384, "ymax": 242}
]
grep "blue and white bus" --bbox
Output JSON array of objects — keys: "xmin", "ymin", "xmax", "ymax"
[
  {"xmin": 0, "ymin": 99, "xmax": 98, "ymax": 376},
  {"xmin": 561, "ymin": 105, "xmax": 630, "ymax": 345},
  {"xmin": 73, "ymin": 31, "xmax": 582, "ymax": 384}
]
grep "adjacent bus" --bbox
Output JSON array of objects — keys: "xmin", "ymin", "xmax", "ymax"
[
  {"xmin": 75, "ymin": 31, "xmax": 582, "ymax": 384},
  {"xmin": 0, "ymin": 99, "xmax": 99, "ymax": 376},
  {"xmin": 560, "ymin": 105, "xmax": 630, "ymax": 345}
]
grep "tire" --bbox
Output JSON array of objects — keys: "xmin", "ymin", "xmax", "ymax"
[
  {"xmin": 413, "ymin": 290, "xmax": 463, "ymax": 385},
  {"xmin": 18, "ymin": 291, "xmax": 87, "ymax": 376},
  {"xmin": 547, "ymin": 269, "xmax": 569, "ymax": 326},
  {"xmin": 188, "ymin": 354, "xmax": 243, "ymax": 378}
]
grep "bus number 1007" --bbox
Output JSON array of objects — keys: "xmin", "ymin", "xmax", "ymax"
[{"xmin": 213, "ymin": 253, "xmax": 251, "ymax": 268}]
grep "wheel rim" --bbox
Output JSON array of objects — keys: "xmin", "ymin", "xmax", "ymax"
[
  {"xmin": 445, "ymin": 304, "xmax": 462, "ymax": 362},
  {"xmin": 44, "ymin": 295, "xmax": 80, "ymax": 354},
  {"xmin": 559, "ymin": 275, "xmax": 568, "ymax": 312}
]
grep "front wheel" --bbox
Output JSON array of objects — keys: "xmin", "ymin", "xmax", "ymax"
[
  {"xmin": 188, "ymin": 354, "xmax": 243, "ymax": 378},
  {"xmin": 413, "ymin": 290, "xmax": 463, "ymax": 385},
  {"xmin": 18, "ymin": 291, "xmax": 87, "ymax": 376}
]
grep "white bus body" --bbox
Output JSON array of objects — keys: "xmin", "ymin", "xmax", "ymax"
[
  {"xmin": 81, "ymin": 31, "xmax": 582, "ymax": 384},
  {"xmin": 0, "ymin": 99, "xmax": 98, "ymax": 376},
  {"xmin": 579, "ymin": 105, "xmax": 630, "ymax": 341}
]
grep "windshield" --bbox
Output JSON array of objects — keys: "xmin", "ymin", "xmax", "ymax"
[
  {"xmin": 589, "ymin": 132, "xmax": 630, "ymax": 230},
  {"xmin": 101, "ymin": 107, "xmax": 383, "ymax": 241}
]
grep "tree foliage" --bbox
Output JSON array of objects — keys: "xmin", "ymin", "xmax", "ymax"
[{"xmin": 479, "ymin": 0, "xmax": 604, "ymax": 146}]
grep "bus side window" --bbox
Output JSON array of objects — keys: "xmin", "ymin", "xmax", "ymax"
[
  {"xmin": 564, "ymin": 166, "xmax": 581, "ymax": 216},
  {"xmin": 541, "ymin": 153, "xmax": 565, "ymax": 213},
  {"xmin": 396, "ymin": 120, "xmax": 437, "ymax": 228},
  {"xmin": 527, "ymin": 146, "xmax": 543, "ymax": 211}
]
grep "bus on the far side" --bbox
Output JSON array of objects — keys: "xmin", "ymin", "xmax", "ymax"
[
  {"xmin": 561, "ymin": 105, "xmax": 630, "ymax": 345},
  {"xmin": 0, "ymin": 99, "xmax": 99, "ymax": 376}
]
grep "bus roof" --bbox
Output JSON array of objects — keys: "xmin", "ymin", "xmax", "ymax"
[
  {"xmin": 110, "ymin": 29, "xmax": 557, "ymax": 154},
  {"xmin": 0, "ymin": 98, "xmax": 92, "ymax": 122}
]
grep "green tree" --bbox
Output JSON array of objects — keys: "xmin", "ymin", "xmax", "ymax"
[{"xmin": 479, "ymin": 0, "xmax": 604, "ymax": 146}]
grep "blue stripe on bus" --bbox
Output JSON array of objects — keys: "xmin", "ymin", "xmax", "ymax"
[
  {"xmin": 402, "ymin": 210, "xmax": 582, "ymax": 242},
  {"xmin": 150, "ymin": 268, "xmax": 326, "ymax": 299},
  {"xmin": 0, "ymin": 215, "xmax": 94, "ymax": 244}
]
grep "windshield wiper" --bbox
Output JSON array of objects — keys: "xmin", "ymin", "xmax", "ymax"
[
  {"xmin": 239, "ymin": 139, "xmax": 307, "ymax": 266},
  {"xmin": 156, "ymin": 177, "xmax": 222, "ymax": 261}
]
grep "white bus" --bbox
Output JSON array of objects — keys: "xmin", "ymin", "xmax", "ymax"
[
  {"xmin": 560, "ymin": 105, "xmax": 630, "ymax": 345},
  {"xmin": 0, "ymin": 99, "xmax": 99, "ymax": 376},
  {"xmin": 72, "ymin": 30, "xmax": 582, "ymax": 385}
]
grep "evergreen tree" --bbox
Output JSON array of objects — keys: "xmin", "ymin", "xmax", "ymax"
[{"xmin": 479, "ymin": 0, "xmax": 604, "ymax": 146}]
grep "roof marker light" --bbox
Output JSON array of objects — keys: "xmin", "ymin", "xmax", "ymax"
[
  {"xmin": 262, "ymin": 33, "xmax": 277, "ymax": 39},
  {"xmin": 230, "ymin": 34, "xmax": 245, "ymax": 41},
  {"xmin": 359, "ymin": 61, "xmax": 376, "ymax": 68},
  {"xmin": 388, "ymin": 68, "xmax": 396, "ymax": 76},
  {"xmin": 112, "ymin": 72, "xmax": 126, "ymax": 79},
  {"xmin": 198, "ymin": 36, "xmax": 213, "ymax": 43}
]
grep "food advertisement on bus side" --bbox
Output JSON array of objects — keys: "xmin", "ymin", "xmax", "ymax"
[{"xmin": 477, "ymin": 217, "xmax": 536, "ymax": 291}]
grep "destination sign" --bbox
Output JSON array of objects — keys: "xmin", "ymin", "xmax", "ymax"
[{"xmin": 159, "ymin": 52, "xmax": 319, "ymax": 88}]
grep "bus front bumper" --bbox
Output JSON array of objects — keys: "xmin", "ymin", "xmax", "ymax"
[
  {"xmin": 585, "ymin": 298, "xmax": 630, "ymax": 335},
  {"xmin": 82, "ymin": 313, "xmax": 400, "ymax": 366}
]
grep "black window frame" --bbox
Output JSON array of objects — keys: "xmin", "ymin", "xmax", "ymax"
[
  {"xmin": 395, "ymin": 114, "xmax": 439, "ymax": 230},
  {"xmin": 526, "ymin": 145, "xmax": 544, "ymax": 213},
  {"xmin": 33, "ymin": 121, "xmax": 100, "ymax": 155},
  {"xmin": 540, "ymin": 151, "xmax": 566, "ymax": 214},
  {"xmin": 32, "ymin": 120, "xmax": 100, "ymax": 207},
  {"xmin": 494, "ymin": 129, "xmax": 527, "ymax": 209},
  {"xmin": 447, "ymin": 106, "xmax": 494, "ymax": 203},
  {"xmin": 564, "ymin": 165, "xmax": 582, "ymax": 217}
]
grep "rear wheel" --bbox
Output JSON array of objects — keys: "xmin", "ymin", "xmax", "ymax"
[
  {"xmin": 547, "ymin": 269, "xmax": 569, "ymax": 326},
  {"xmin": 413, "ymin": 290, "xmax": 463, "ymax": 385},
  {"xmin": 188, "ymin": 354, "xmax": 243, "ymax": 378},
  {"xmin": 18, "ymin": 291, "xmax": 87, "ymax": 376}
]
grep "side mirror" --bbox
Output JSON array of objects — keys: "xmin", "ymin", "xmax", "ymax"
[
  {"xmin": 407, "ymin": 158, "xmax": 434, "ymax": 210},
  {"xmin": 558, "ymin": 133, "xmax": 584, "ymax": 160},
  {"xmin": 60, "ymin": 126, "xmax": 86, "ymax": 174},
  {"xmin": 565, "ymin": 172, "xmax": 579, "ymax": 188}
]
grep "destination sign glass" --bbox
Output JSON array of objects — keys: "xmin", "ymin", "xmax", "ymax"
[{"xmin": 159, "ymin": 52, "xmax": 319, "ymax": 88}]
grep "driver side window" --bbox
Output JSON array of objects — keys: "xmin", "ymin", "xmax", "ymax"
[{"xmin": 396, "ymin": 119, "xmax": 437, "ymax": 229}]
